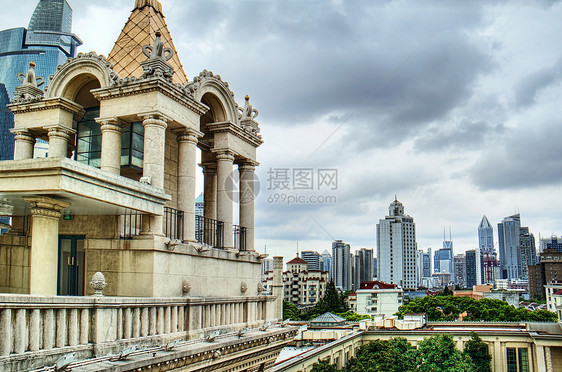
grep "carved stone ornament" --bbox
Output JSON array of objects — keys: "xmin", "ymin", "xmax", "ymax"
[
  {"xmin": 239, "ymin": 95, "xmax": 261, "ymax": 137},
  {"xmin": 241, "ymin": 281, "xmax": 248, "ymax": 294},
  {"xmin": 12, "ymin": 62, "xmax": 45, "ymax": 103},
  {"xmin": 140, "ymin": 31, "xmax": 175, "ymax": 81},
  {"xmin": 182, "ymin": 279, "xmax": 191, "ymax": 295},
  {"xmin": 90, "ymin": 272, "xmax": 107, "ymax": 296},
  {"xmin": 257, "ymin": 282, "xmax": 264, "ymax": 294}
]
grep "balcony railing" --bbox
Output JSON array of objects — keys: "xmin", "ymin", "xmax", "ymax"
[
  {"xmin": 233, "ymin": 224, "xmax": 246, "ymax": 251},
  {"xmin": 164, "ymin": 207, "xmax": 184, "ymax": 241},
  {"xmin": 120, "ymin": 210, "xmax": 142, "ymax": 239},
  {"xmin": 195, "ymin": 215, "xmax": 223, "ymax": 248}
]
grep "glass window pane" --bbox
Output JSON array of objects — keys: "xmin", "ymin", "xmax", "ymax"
[
  {"xmin": 507, "ymin": 348, "xmax": 517, "ymax": 372},
  {"xmin": 518, "ymin": 348, "xmax": 529, "ymax": 372}
]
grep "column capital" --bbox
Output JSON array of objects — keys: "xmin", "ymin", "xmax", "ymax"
[
  {"xmin": 238, "ymin": 160, "xmax": 259, "ymax": 171},
  {"xmin": 140, "ymin": 112, "xmax": 169, "ymax": 129},
  {"xmin": 214, "ymin": 150, "xmax": 235, "ymax": 162},
  {"xmin": 176, "ymin": 129, "xmax": 203, "ymax": 145},
  {"xmin": 199, "ymin": 162, "xmax": 217, "ymax": 174},
  {"xmin": 96, "ymin": 117, "xmax": 125, "ymax": 134},
  {"xmin": 45, "ymin": 126, "xmax": 75, "ymax": 141},
  {"xmin": 23, "ymin": 196, "xmax": 71, "ymax": 220},
  {"xmin": 10, "ymin": 128, "xmax": 36, "ymax": 144}
]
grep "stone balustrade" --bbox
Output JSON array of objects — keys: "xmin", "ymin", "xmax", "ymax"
[{"xmin": 0, "ymin": 294, "xmax": 275, "ymax": 371}]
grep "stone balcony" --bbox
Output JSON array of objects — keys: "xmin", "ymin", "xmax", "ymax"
[{"xmin": 0, "ymin": 157, "xmax": 170, "ymax": 217}]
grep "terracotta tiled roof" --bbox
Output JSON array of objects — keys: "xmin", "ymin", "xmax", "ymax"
[
  {"xmin": 553, "ymin": 289, "xmax": 562, "ymax": 295},
  {"xmin": 107, "ymin": 0, "xmax": 188, "ymax": 84},
  {"xmin": 287, "ymin": 257, "xmax": 308, "ymax": 265},
  {"xmin": 359, "ymin": 280, "xmax": 398, "ymax": 290}
]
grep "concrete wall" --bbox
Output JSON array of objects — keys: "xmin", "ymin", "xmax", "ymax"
[{"xmin": 0, "ymin": 236, "xmax": 30, "ymax": 293}]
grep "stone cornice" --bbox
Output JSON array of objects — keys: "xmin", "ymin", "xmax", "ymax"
[
  {"xmin": 92, "ymin": 77, "xmax": 209, "ymax": 116},
  {"xmin": 206, "ymin": 121, "xmax": 263, "ymax": 148},
  {"xmin": 7, "ymin": 97, "xmax": 84, "ymax": 116}
]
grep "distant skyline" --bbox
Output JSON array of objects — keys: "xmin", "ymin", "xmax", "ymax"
[{"xmin": 2, "ymin": 1, "xmax": 562, "ymax": 259}]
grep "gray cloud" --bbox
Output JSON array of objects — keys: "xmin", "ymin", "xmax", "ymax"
[{"xmin": 515, "ymin": 58, "xmax": 562, "ymax": 107}]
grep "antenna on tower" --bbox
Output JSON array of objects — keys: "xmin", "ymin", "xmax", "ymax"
[
  {"xmin": 264, "ymin": 244, "xmax": 267, "ymax": 254},
  {"xmin": 443, "ymin": 227, "xmax": 446, "ymax": 241},
  {"xmin": 449, "ymin": 227, "xmax": 452, "ymax": 241},
  {"xmin": 296, "ymin": 242, "xmax": 299, "ymax": 257}
]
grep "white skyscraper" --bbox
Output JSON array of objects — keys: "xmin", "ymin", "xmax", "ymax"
[{"xmin": 376, "ymin": 198, "xmax": 418, "ymax": 290}]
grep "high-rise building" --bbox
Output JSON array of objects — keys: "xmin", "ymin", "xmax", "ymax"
[
  {"xmin": 195, "ymin": 193, "xmax": 204, "ymax": 216},
  {"xmin": 540, "ymin": 236, "xmax": 562, "ymax": 253},
  {"xmin": 301, "ymin": 250, "xmax": 322, "ymax": 271},
  {"xmin": 321, "ymin": 250, "xmax": 332, "ymax": 279},
  {"xmin": 434, "ymin": 239, "xmax": 454, "ymax": 278},
  {"xmin": 465, "ymin": 249, "xmax": 477, "ymax": 289},
  {"xmin": 454, "ymin": 254, "xmax": 466, "ymax": 287},
  {"xmin": 498, "ymin": 214, "xmax": 522, "ymax": 280},
  {"xmin": 519, "ymin": 227, "xmax": 537, "ymax": 280},
  {"xmin": 332, "ymin": 240, "xmax": 352, "ymax": 291},
  {"xmin": 528, "ymin": 248, "xmax": 562, "ymax": 300},
  {"xmin": 417, "ymin": 247, "xmax": 432, "ymax": 286},
  {"xmin": 373, "ymin": 257, "xmax": 377, "ymax": 278},
  {"xmin": 353, "ymin": 248, "xmax": 374, "ymax": 290},
  {"xmin": 0, "ymin": 0, "xmax": 82, "ymax": 161},
  {"xmin": 376, "ymin": 198, "xmax": 418, "ymax": 290},
  {"xmin": 478, "ymin": 215, "xmax": 497, "ymax": 284}
]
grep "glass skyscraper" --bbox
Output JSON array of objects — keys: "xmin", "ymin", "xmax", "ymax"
[{"xmin": 0, "ymin": 0, "xmax": 81, "ymax": 160}]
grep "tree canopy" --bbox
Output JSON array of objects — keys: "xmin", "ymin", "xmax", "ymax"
[
  {"xmin": 464, "ymin": 332, "xmax": 492, "ymax": 372},
  {"xmin": 395, "ymin": 295, "xmax": 557, "ymax": 322},
  {"xmin": 283, "ymin": 280, "xmax": 348, "ymax": 321}
]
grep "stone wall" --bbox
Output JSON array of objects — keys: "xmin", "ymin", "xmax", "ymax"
[
  {"xmin": 164, "ymin": 130, "xmax": 179, "ymax": 209},
  {"xmin": 0, "ymin": 236, "xmax": 30, "ymax": 293}
]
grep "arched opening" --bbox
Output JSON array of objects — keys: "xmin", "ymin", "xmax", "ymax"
[{"xmin": 73, "ymin": 75, "xmax": 102, "ymax": 167}]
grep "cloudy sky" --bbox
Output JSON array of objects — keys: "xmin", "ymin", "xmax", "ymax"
[{"xmin": 3, "ymin": 0, "xmax": 562, "ymax": 259}]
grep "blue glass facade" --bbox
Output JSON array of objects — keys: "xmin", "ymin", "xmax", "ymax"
[
  {"xmin": 0, "ymin": 84, "xmax": 13, "ymax": 161},
  {"xmin": 0, "ymin": 0, "xmax": 81, "ymax": 160}
]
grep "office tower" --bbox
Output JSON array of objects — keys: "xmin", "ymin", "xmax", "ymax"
[
  {"xmin": 195, "ymin": 193, "xmax": 204, "ymax": 216},
  {"xmin": 376, "ymin": 198, "xmax": 418, "ymax": 290},
  {"xmin": 454, "ymin": 254, "xmax": 466, "ymax": 287},
  {"xmin": 478, "ymin": 215, "xmax": 497, "ymax": 284},
  {"xmin": 519, "ymin": 227, "xmax": 536, "ymax": 280},
  {"xmin": 465, "ymin": 250, "xmax": 477, "ymax": 289},
  {"xmin": 528, "ymin": 248, "xmax": 562, "ymax": 299},
  {"xmin": 0, "ymin": 0, "xmax": 81, "ymax": 160},
  {"xmin": 322, "ymin": 250, "xmax": 332, "ymax": 279},
  {"xmin": 434, "ymin": 238, "xmax": 454, "ymax": 278},
  {"xmin": 373, "ymin": 257, "xmax": 377, "ymax": 278},
  {"xmin": 332, "ymin": 240, "xmax": 352, "ymax": 291},
  {"xmin": 301, "ymin": 250, "xmax": 322, "ymax": 271},
  {"xmin": 417, "ymin": 247, "xmax": 432, "ymax": 286},
  {"xmin": 540, "ymin": 236, "xmax": 562, "ymax": 253},
  {"xmin": 353, "ymin": 248, "xmax": 374, "ymax": 290},
  {"xmin": 498, "ymin": 214, "xmax": 521, "ymax": 280}
]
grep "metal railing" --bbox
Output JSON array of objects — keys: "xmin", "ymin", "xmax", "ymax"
[
  {"xmin": 234, "ymin": 225, "xmax": 246, "ymax": 251},
  {"xmin": 164, "ymin": 207, "xmax": 184, "ymax": 241},
  {"xmin": 120, "ymin": 211, "xmax": 142, "ymax": 239},
  {"xmin": 195, "ymin": 215, "xmax": 223, "ymax": 248}
]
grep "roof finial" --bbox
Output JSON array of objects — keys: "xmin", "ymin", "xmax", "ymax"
[{"xmin": 13, "ymin": 62, "xmax": 44, "ymax": 103}]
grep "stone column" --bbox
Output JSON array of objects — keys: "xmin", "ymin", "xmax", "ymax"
[
  {"xmin": 23, "ymin": 196, "xmax": 70, "ymax": 295},
  {"xmin": 216, "ymin": 151, "xmax": 235, "ymax": 248},
  {"xmin": 11, "ymin": 129, "xmax": 35, "ymax": 160},
  {"xmin": 142, "ymin": 115, "xmax": 167, "ymax": 235},
  {"xmin": 201, "ymin": 163, "xmax": 217, "ymax": 220},
  {"xmin": 47, "ymin": 126, "xmax": 73, "ymax": 158},
  {"xmin": 239, "ymin": 161, "xmax": 257, "ymax": 251},
  {"xmin": 272, "ymin": 256, "xmax": 284, "ymax": 321},
  {"xmin": 177, "ymin": 130, "xmax": 200, "ymax": 242},
  {"xmin": 98, "ymin": 118, "xmax": 124, "ymax": 175}
]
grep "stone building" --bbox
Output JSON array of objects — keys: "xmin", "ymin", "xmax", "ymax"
[{"xmin": 0, "ymin": 1, "xmax": 295, "ymax": 370}]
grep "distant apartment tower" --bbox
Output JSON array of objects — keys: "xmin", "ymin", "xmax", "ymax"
[
  {"xmin": 417, "ymin": 247, "xmax": 432, "ymax": 286},
  {"xmin": 454, "ymin": 254, "xmax": 466, "ymax": 288},
  {"xmin": 528, "ymin": 247, "xmax": 562, "ymax": 300},
  {"xmin": 195, "ymin": 193, "xmax": 204, "ymax": 216},
  {"xmin": 540, "ymin": 236, "xmax": 562, "ymax": 253},
  {"xmin": 332, "ymin": 240, "xmax": 352, "ymax": 291},
  {"xmin": 354, "ymin": 248, "xmax": 374, "ymax": 290},
  {"xmin": 465, "ymin": 250, "xmax": 477, "ymax": 289},
  {"xmin": 376, "ymin": 198, "xmax": 418, "ymax": 290},
  {"xmin": 519, "ymin": 227, "xmax": 537, "ymax": 280},
  {"xmin": 0, "ymin": 0, "xmax": 81, "ymax": 161},
  {"xmin": 322, "ymin": 250, "xmax": 332, "ymax": 279},
  {"xmin": 301, "ymin": 250, "xmax": 322, "ymax": 271},
  {"xmin": 478, "ymin": 215, "xmax": 496, "ymax": 284}
]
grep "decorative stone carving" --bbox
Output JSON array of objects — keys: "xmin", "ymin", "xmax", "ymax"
[
  {"xmin": 184, "ymin": 69, "xmax": 235, "ymax": 99},
  {"xmin": 12, "ymin": 62, "xmax": 45, "ymax": 103},
  {"xmin": 257, "ymin": 282, "xmax": 264, "ymax": 294},
  {"xmin": 241, "ymin": 281, "xmax": 248, "ymax": 294},
  {"xmin": 90, "ymin": 272, "xmax": 107, "ymax": 296},
  {"xmin": 140, "ymin": 31, "xmax": 175, "ymax": 81},
  {"xmin": 239, "ymin": 95, "xmax": 261, "ymax": 137},
  {"xmin": 182, "ymin": 279, "xmax": 191, "ymax": 295}
]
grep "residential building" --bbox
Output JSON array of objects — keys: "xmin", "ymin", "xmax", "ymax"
[
  {"xmin": 376, "ymin": 198, "xmax": 418, "ymax": 290},
  {"xmin": 465, "ymin": 249, "xmax": 478, "ymax": 289},
  {"xmin": 352, "ymin": 280, "xmax": 403, "ymax": 317},
  {"xmin": 332, "ymin": 240, "xmax": 352, "ymax": 291},
  {"xmin": 520, "ymin": 227, "xmax": 537, "ymax": 280},
  {"xmin": 546, "ymin": 283, "xmax": 562, "ymax": 312},
  {"xmin": 322, "ymin": 250, "xmax": 332, "ymax": 279},
  {"xmin": 454, "ymin": 253, "xmax": 466, "ymax": 287},
  {"xmin": 373, "ymin": 257, "xmax": 377, "ymax": 278},
  {"xmin": 0, "ymin": 1, "xmax": 296, "ymax": 369},
  {"xmin": 353, "ymin": 248, "xmax": 374, "ymax": 290},
  {"xmin": 478, "ymin": 215, "xmax": 497, "ymax": 284},
  {"xmin": 0, "ymin": 0, "xmax": 82, "ymax": 161},
  {"xmin": 195, "ymin": 192, "xmax": 204, "ymax": 216},
  {"xmin": 528, "ymin": 248, "xmax": 562, "ymax": 300},
  {"xmin": 301, "ymin": 250, "xmax": 323, "ymax": 271},
  {"xmin": 540, "ymin": 235, "xmax": 562, "ymax": 253}
]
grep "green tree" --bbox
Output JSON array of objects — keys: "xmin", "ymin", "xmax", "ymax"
[
  {"xmin": 346, "ymin": 338, "xmax": 416, "ymax": 372},
  {"xmin": 310, "ymin": 359, "xmax": 337, "ymax": 372},
  {"xmin": 283, "ymin": 300, "xmax": 301, "ymax": 320},
  {"xmin": 464, "ymin": 332, "xmax": 492, "ymax": 372},
  {"xmin": 306, "ymin": 280, "xmax": 345, "ymax": 319},
  {"xmin": 416, "ymin": 334, "xmax": 474, "ymax": 372}
]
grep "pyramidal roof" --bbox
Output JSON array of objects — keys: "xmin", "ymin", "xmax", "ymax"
[
  {"xmin": 107, "ymin": 0, "xmax": 188, "ymax": 85},
  {"xmin": 287, "ymin": 256, "xmax": 308, "ymax": 265},
  {"xmin": 479, "ymin": 215, "xmax": 492, "ymax": 229}
]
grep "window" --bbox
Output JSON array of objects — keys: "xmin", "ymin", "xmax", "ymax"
[
  {"xmin": 121, "ymin": 122, "xmax": 144, "ymax": 169},
  {"xmin": 507, "ymin": 348, "xmax": 529, "ymax": 372},
  {"xmin": 75, "ymin": 107, "xmax": 101, "ymax": 167}
]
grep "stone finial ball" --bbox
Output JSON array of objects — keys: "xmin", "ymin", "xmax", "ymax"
[
  {"xmin": 245, "ymin": 95, "xmax": 250, "ymax": 101},
  {"xmin": 30, "ymin": 62, "xmax": 36, "ymax": 67},
  {"xmin": 155, "ymin": 31, "xmax": 161, "ymax": 37}
]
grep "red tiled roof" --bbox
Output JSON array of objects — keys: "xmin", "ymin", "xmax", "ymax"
[
  {"xmin": 287, "ymin": 257, "xmax": 308, "ymax": 265},
  {"xmin": 553, "ymin": 289, "xmax": 562, "ymax": 295},
  {"xmin": 359, "ymin": 281, "xmax": 398, "ymax": 290}
]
